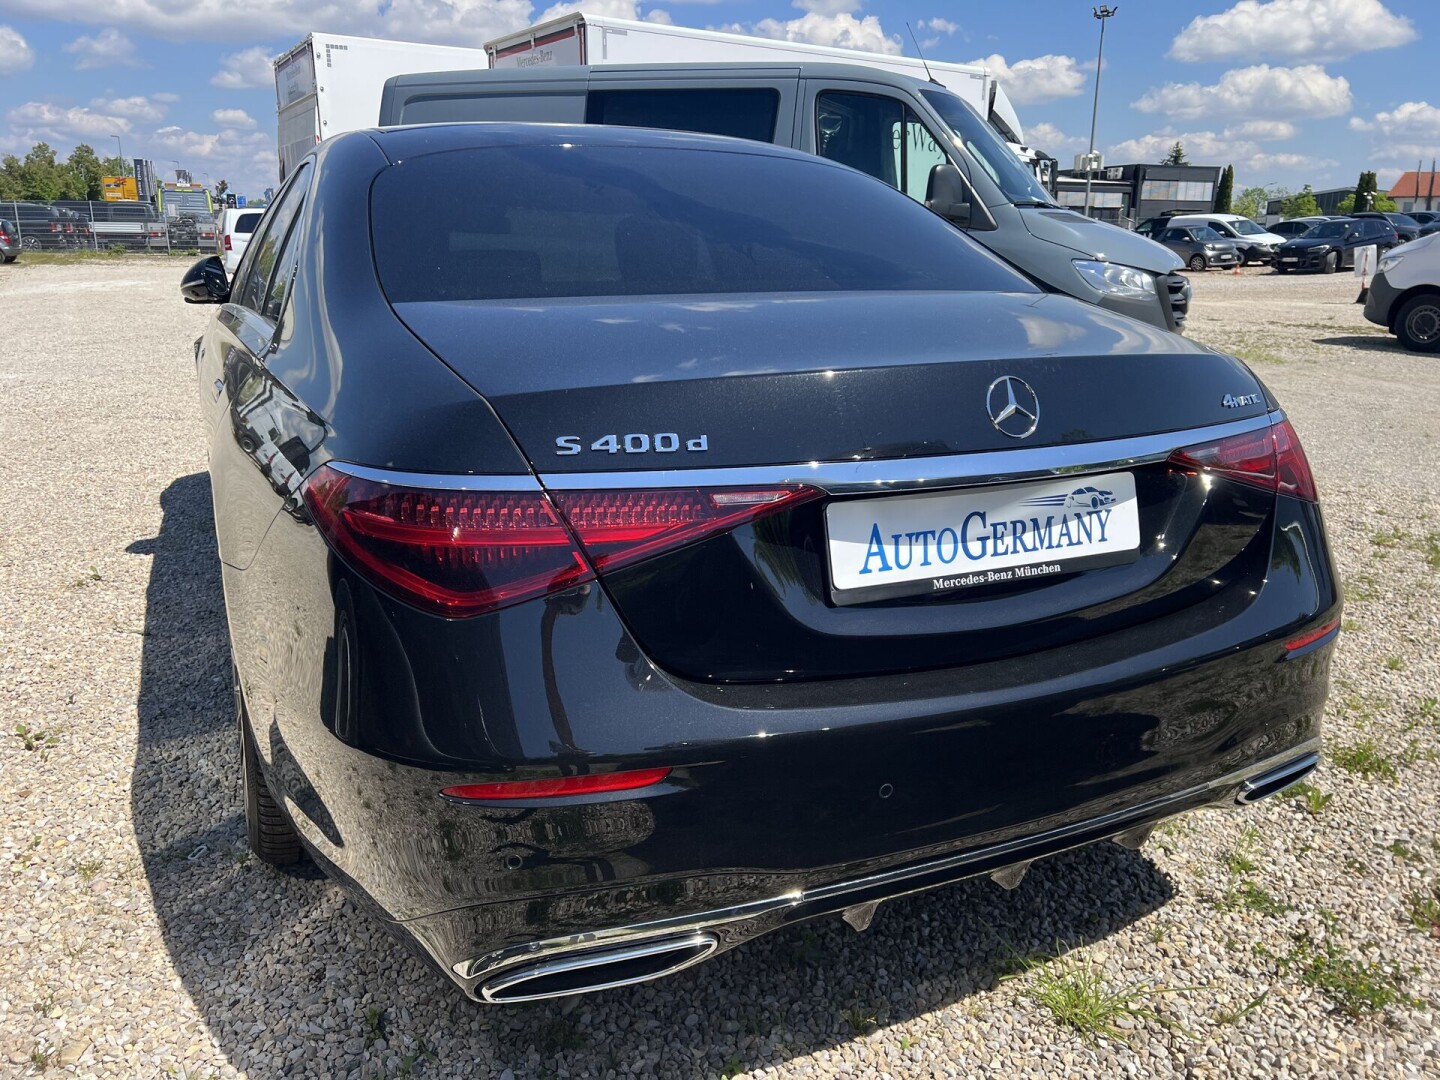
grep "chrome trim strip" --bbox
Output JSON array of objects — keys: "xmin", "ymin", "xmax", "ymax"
[
  {"xmin": 539, "ymin": 411, "xmax": 1283, "ymax": 494},
  {"xmin": 478, "ymin": 932, "xmax": 719, "ymax": 1004},
  {"xmin": 456, "ymin": 740, "xmax": 1318, "ymax": 993},
  {"xmin": 323, "ymin": 461, "xmax": 542, "ymax": 492}
]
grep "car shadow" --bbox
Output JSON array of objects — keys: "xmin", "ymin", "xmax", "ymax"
[
  {"xmin": 132, "ymin": 472, "xmax": 1176, "ymax": 1078},
  {"xmin": 1312, "ymin": 334, "xmax": 1405, "ymax": 351}
]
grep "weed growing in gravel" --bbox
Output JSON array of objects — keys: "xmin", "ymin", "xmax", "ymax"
[
  {"xmin": 1408, "ymin": 697, "xmax": 1439, "ymax": 731},
  {"xmin": 363, "ymin": 1006, "xmax": 386, "ymax": 1048},
  {"xmin": 1405, "ymin": 886, "xmax": 1440, "ymax": 937},
  {"xmin": 1331, "ymin": 741, "xmax": 1398, "ymax": 782},
  {"xmin": 28, "ymin": 1043, "xmax": 56, "ymax": 1071},
  {"xmin": 1371, "ymin": 526, "xmax": 1406, "ymax": 549},
  {"xmin": 1223, "ymin": 826, "xmax": 1262, "ymax": 876},
  {"xmin": 1281, "ymin": 781, "xmax": 1334, "ymax": 815},
  {"xmin": 1346, "ymin": 573, "xmax": 1379, "ymax": 601},
  {"xmin": 1342, "ymin": 617, "xmax": 1361, "ymax": 632},
  {"xmin": 13, "ymin": 723, "xmax": 59, "ymax": 753},
  {"xmin": 76, "ymin": 858, "xmax": 102, "ymax": 882},
  {"xmin": 1270, "ymin": 932, "xmax": 1421, "ymax": 1020},
  {"xmin": 1384, "ymin": 655, "xmax": 1407, "ymax": 672},
  {"xmin": 1422, "ymin": 532, "xmax": 1440, "ymax": 571},
  {"xmin": 71, "ymin": 565, "xmax": 102, "ymax": 587},
  {"xmin": 840, "ymin": 1006, "xmax": 881, "ymax": 1034},
  {"xmin": 1387, "ymin": 840, "xmax": 1423, "ymax": 864},
  {"xmin": 1016, "ymin": 952, "xmax": 1191, "ymax": 1044},
  {"xmin": 721, "ymin": 1056, "xmax": 746, "ymax": 1078},
  {"xmin": 1213, "ymin": 990, "xmax": 1268, "ymax": 1027},
  {"xmin": 1219, "ymin": 881, "xmax": 1294, "ymax": 916},
  {"xmin": 1344, "ymin": 856, "xmax": 1370, "ymax": 877}
]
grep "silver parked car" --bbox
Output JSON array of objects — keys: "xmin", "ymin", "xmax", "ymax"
[{"xmin": 1155, "ymin": 225, "xmax": 1241, "ymax": 271}]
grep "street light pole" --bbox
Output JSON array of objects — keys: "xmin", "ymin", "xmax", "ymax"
[
  {"xmin": 111, "ymin": 134, "xmax": 125, "ymax": 174},
  {"xmin": 1083, "ymin": 6, "xmax": 1117, "ymax": 219}
]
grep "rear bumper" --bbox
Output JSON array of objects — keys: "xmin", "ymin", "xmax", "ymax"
[{"xmin": 409, "ymin": 744, "xmax": 1321, "ymax": 1002}]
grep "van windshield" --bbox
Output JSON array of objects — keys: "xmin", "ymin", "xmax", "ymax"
[
  {"xmin": 1229, "ymin": 218, "xmax": 1266, "ymax": 235},
  {"xmin": 920, "ymin": 89, "xmax": 1055, "ymax": 207}
]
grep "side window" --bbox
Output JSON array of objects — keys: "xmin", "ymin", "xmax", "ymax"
[
  {"xmin": 815, "ymin": 91, "xmax": 951, "ymax": 204},
  {"xmin": 262, "ymin": 211, "xmax": 304, "ymax": 321},
  {"xmin": 233, "ymin": 164, "xmax": 310, "ymax": 314},
  {"xmin": 1160, "ymin": 229, "xmax": 1183, "ymax": 242},
  {"xmin": 586, "ymin": 89, "xmax": 780, "ymax": 143}
]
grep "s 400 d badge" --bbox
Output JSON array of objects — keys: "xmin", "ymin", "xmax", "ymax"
[{"xmin": 555, "ymin": 433, "xmax": 709, "ymax": 455}]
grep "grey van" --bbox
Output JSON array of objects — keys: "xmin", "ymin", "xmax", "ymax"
[{"xmin": 379, "ymin": 63, "xmax": 1190, "ymax": 331}]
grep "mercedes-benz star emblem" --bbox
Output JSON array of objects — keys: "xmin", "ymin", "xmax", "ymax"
[{"xmin": 986, "ymin": 376, "xmax": 1040, "ymax": 439}]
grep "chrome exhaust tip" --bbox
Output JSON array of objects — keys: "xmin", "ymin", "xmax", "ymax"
[
  {"xmin": 477, "ymin": 932, "xmax": 719, "ymax": 1004},
  {"xmin": 1237, "ymin": 751, "xmax": 1320, "ymax": 805}
]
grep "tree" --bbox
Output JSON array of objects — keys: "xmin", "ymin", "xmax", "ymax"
[
  {"xmin": 214, "ymin": 178, "xmax": 230, "ymax": 203},
  {"xmin": 66, "ymin": 143, "xmax": 105, "ymax": 200},
  {"xmin": 0, "ymin": 154, "xmax": 23, "ymax": 201},
  {"xmin": 100, "ymin": 155, "xmax": 132, "ymax": 178},
  {"xmin": 1281, "ymin": 184, "xmax": 1320, "ymax": 219},
  {"xmin": 1214, "ymin": 164, "xmax": 1234, "ymax": 212},
  {"xmin": 1233, "ymin": 185, "xmax": 1273, "ymax": 220},
  {"xmin": 1161, "ymin": 141, "xmax": 1189, "ymax": 166}
]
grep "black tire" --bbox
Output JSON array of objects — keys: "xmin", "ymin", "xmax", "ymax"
[
  {"xmin": 2, "ymin": 254, "xmax": 15, "ymax": 263},
  {"xmin": 1188, "ymin": 254, "xmax": 1206, "ymax": 271},
  {"xmin": 1395, "ymin": 292, "xmax": 1440, "ymax": 354},
  {"xmin": 1322, "ymin": 251, "xmax": 1338, "ymax": 274},
  {"xmin": 1274, "ymin": 265, "xmax": 1289, "ymax": 274},
  {"xmin": 238, "ymin": 669, "xmax": 302, "ymax": 866}
]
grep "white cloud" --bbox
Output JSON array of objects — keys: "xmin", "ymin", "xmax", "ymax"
[
  {"xmin": 1170, "ymin": 0, "xmax": 1416, "ymax": 63},
  {"xmin": 1224, "ymin": 119, "xmax": 1297, "ymax": 141},
  {"xmin": 211, "ymin": 45, "xmax": 275, "ymax": 90},
  {"xmin": 1025, "ymin": 121, "xmax": 1088, "ymax": 155},
  {"xmin": 1105, "ymin": 127, "xmax": 1334, "ymax": 176},
  {"xmin": 741, "ymin": 12, "xmax": 901, "ymax": 54},
  {"xmin": 212, "ymin": 108, "xmax": 257, "ymax": 128},
  {"xmin": 1133, "ymin": 64, "xmax": 1350, "ymax": 121},
  {"xmin": 64, "ymin": 27, "xmax": 144, "ymax": 69},
  {"xmin": 0, "ymin": 24, "xmax": 34, "ymax": 75},
  {"xmin": 965, "ymin": 53, "xmax": 1085, "ymax": 106},
  {"xmin": 541, "ymin": 0, "xmax": 638, "ymax": 19},
  {"xmin": 645, "ymin": 9, "xmax": 672, "ymax": 23},
  {"xmin": 919, "ymin": 17, "xmax": 957, "ymax": 35},
  {"xmin": 7, "ymin": 102, "xmax": 132, "ymax": 139},
  {"xmin": 0, "ymin": 0, "xmax": 534, "ymax": 48},
  {"xmin": 1349, "ymin": 101, "xmax": 1440, "ymax": 139},
  {"xmin": 92, "ymin": 95, "xmax": 168, "ymax": 122}
]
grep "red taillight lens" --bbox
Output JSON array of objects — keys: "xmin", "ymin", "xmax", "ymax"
[
  {"xmin": 302, "ymin": 465, "xmax": 819, "ymax": 618},
  {"xmin": 1284, "ymin": 618, "xmax": 1340, "ymax": 652},
  {"xmin": 1167, "ymin": 420, "xmax": 1316, "ymax": 502},
  {"xmin": 552, "ymin": 486, "xmax": 822, "ymax": 574},
  {"xmin": 223, "ymin": 234, "xmax": 232, "ymax": 250},
  {"xmin": 303, "ymin": 467, "xmax": 593, "ymax": 617},
  {"xmin": 441, "ymin": 767, "xmax": 672, "ymax": 801}
]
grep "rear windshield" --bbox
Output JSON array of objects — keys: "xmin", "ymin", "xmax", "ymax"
[
  {"xmin": 235, "ymin": 212, "xmax": 263, "ymax": 233},
  {"xmin": 370, "ymin": 143, "xmax": 1030, "ymax": 303}
]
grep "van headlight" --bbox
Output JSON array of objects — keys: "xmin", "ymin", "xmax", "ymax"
[
  {"xmin": 1378, "ymin": 251, "xmax": 1404, "ymax": 275},
  {"xmin": 1072, "ymin": 260, "xmax": 1157, "ymax": 299}
]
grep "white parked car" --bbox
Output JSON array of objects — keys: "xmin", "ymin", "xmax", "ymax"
[
  {"xmin": 219, "ymin": 207, "xmax": 265, "ymax": 274},
  {"xmin": 1364, "ymin": 232, "xmax": 1440, "ymax": 353},
  {"xmin": 1163, "ymin": 213, "xmax": 1287, "ymax": 265}
]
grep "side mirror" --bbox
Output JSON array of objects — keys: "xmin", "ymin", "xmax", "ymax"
[
  {"xmin": 181, "ymin": 255, "xmax": 229, "ymax": 304},
  {"xmin": 925, "ymin": 164, "xmax": 996, "ymax": 231}
]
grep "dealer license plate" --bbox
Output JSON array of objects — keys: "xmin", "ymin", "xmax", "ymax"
[{"xmin": 826, "ymin": 471, "xmax": 1140, "ymax": 604}]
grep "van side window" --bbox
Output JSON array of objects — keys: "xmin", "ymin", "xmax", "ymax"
[
  {"xmin": 816, "ymin": 92, "xmax": 950, "ymax": 203},
  {"xmin": 586, "ymin": 89, "xmax": 780, "ymax": 142}
]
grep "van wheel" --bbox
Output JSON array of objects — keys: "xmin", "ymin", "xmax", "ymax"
[
  {"xmin": 237, "ymin": 667, "xmax": 302, "ymax": 866},
  {"xmin": 1188, "ymin": 254, "xmax": 1206, "ymax": 271},
  {"xmin": 1396, "ymin": 292, "xmax": 1440, "ymax": 353},
  {"xmin": 1322, "ymin": 251, "xmax": 1338, "ymax": 274}
]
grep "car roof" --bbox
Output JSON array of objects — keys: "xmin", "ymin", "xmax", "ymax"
[{"xmin": 365, "ymin": 121, "xmax": 827, "ymax": 165}]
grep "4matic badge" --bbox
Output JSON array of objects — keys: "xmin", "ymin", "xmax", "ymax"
[{"xmin": 1221, "ymin": 392, "xmax": 1262, "ymax": 408}]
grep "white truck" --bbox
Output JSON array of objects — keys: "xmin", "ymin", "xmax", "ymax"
[
  {"xmin": 273, "ymin": 33, "xmax": 490, "ymax": 179},
  {"xmin": 486, "ymin": 14, "xmax": 1027, "ymax": 149}
]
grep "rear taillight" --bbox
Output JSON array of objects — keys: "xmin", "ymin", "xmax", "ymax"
[
  {"xmin": 0, "ymin": 229, "xmax": 10, "ymax": 243},
  {"xmin": 441, "ymin": 767, "xmax": 672, "ymax": 801},
  {"xmin": 223, "ymin": 234, "xmax": 232, "ymax": 250},
  {"xmin": 303, "ymin": 464, "xmax": 819, "ymax": 617},
  {"xmin": 1167, "ymin": 419, "xmax": 1317, "ymax": 502}
]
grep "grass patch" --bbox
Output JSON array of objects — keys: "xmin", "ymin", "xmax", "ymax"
[
  {"xmin": 1387, "ymin": 840, "xmax": 1424, "ymax": 864},
  {"xmin": 1346, "ymin": 573, "xmax": 1379, "ymax": 602},
  {"xmin": 1219, "ymin": 881, "xmax": 1293, "ymax": 916},
  {"xmin": 1281, "ymin": 781, "xmax": 1334, "ymax": 816},
  {"xmin": 1272, "ymin": 932, "xmax": 1422, "ymax": 1019},
  {"xmin": 1405, "ymin": 886, "xmax": 1440, "ymax": 937},
  {"xmin": 1371, "ymin": 526, "xmax": 1406, "ymax": 549},
  {"xmin": 1233, "ymin": 346, "xmax": 1286, "ymax": 366},
  {"xmin": 1015, "ymin": 951, "xmax": 1191, "ymax": 1043},
  {"xmin": 76, "ymin": 858, "xmax": 102, "ymax": 882},
  {"xmin": 1331, "ymin": 741, "xmax": 1398, "ymax": 782},
  {"xmin": 1213, "ymin": 990, "xmax": 1268, "ymax": 1027},
  {"xmin": 840, "ymin": 1005, "xmax": 881, "ymax": 1034},
  {"xmin": 15, "ymin": 249, "xmax": 202, "ymax": 266},
  {"xmin": 13, "ymin": 723, "xmax": 59, "ymax": 753},
  {"xmin": 1384, "ymin": 655, "xmax": 1407, "ymax": 672}
]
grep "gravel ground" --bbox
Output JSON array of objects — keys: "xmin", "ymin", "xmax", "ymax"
[{"xmin": 1, "ymin": 259, "xmax": 1437, "ymax": 1079}]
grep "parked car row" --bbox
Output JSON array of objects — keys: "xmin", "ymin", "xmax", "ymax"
[
  {"xmin": 1274, "ymin": 216, "xmax": 1401, "ymax": 273},
  {"xmin": 0, "ymin": 200, "xmax": 221, "ymax": 253}
]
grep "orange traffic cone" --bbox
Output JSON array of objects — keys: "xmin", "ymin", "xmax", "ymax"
[{"xmin": 1231, "ymin": 263, "xmax": 1242, "ymax": 276}]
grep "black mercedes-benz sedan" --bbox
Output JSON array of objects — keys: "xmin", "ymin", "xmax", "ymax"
[{"xmin": 182, "ymin": 124, "xmax": 1338, "ymax": 1004}]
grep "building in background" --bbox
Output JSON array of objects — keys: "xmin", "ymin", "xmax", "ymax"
[
  {"xmin": 1389, "ymin": 171, "xmax": 1439, "ymax": 213},
  {"xmin": 1055, "ymin": 161, "xmax": 1221, "ymax": 227},
  {"xmin": 1264, "ymin": 186, "xmax": 1351, "ymax": 220}
]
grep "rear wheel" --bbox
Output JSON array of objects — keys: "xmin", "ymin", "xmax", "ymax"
[
  {"xmin": 2, "ymin": 254, "xmax": 15, "ymax": 263},
  {"xmin": 237, "ymin": 667, "xmax": 302, "ymax": 866},
  {"xmin": 20, "ymin": 236, "xmax": 39, "ymax": 250},
  {"xmin": 1322, "ymin": 251, "xmax": 1338, "ymax": 274},
  {"xmin": 1395, "ymin": 292, "xmax": 1440, "ymax": 354},
  {"xmin": 1188, "ymin": 254, "xmax": 1206, "ymax": 271}
]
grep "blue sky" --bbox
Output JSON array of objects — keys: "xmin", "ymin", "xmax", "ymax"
[{"xmin": 0, "ymin": 0, "xmax": 1433, "ymax": 200}]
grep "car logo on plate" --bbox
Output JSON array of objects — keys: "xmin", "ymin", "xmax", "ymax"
[{"xmin": 986, "ymin": 376, "xmax": 1040, "ymax": 439}]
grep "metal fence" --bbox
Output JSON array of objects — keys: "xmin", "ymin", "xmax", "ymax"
[{"xmin": 1, "ymin": 200, "xmax": 222, "ymax": 256}]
